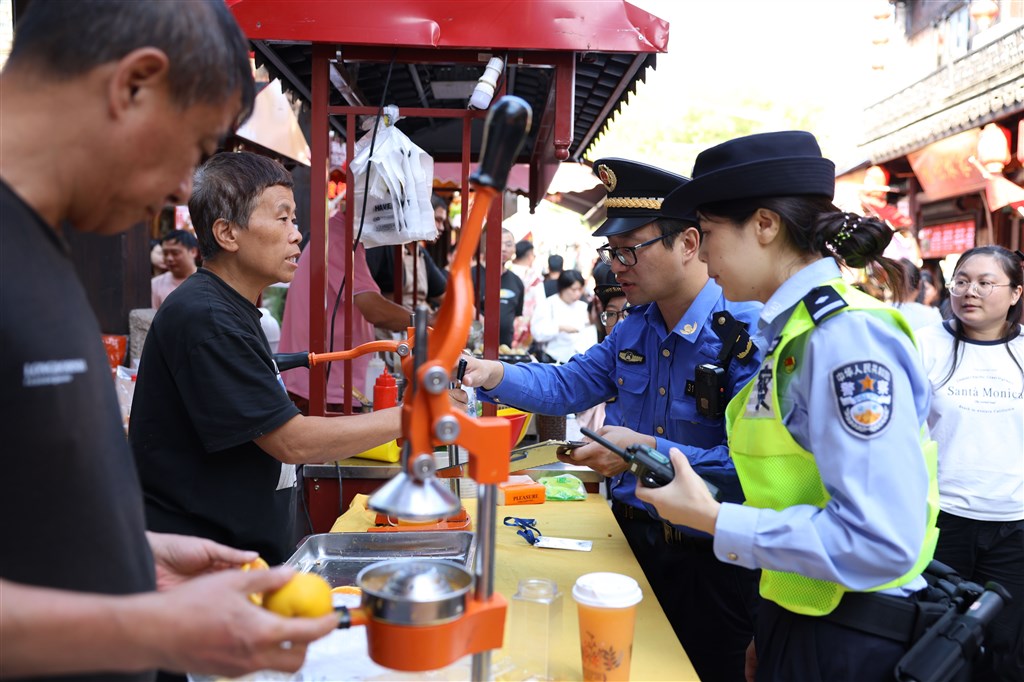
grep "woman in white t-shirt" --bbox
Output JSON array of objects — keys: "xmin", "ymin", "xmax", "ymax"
[
  {"xmin": 915, "ymin": 245, "xmax": 1023, "ymax": 682},
  {"xmin": 529, "ymin": 269, "xmax": 593, "ymax": 364}
]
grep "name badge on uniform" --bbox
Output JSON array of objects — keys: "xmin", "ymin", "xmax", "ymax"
[
  {"xmin": 832, "ymin": 361, "xmax": 893, "ymax": 438},
  {"xmin": 618, "ymin": 349, "xmax": 644, "ymax": 364}
]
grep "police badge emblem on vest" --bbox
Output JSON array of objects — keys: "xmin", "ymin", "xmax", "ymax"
[{"xmin": 832, "ymin": 361, "xmax": 893, "ymax": 437}]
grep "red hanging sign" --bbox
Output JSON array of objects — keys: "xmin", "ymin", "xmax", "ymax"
[{"xmin": 918, "ymin": 220, "xmax": 976, "ymax": 259}]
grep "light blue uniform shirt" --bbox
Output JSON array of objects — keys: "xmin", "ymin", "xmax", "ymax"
[
  {"xmin": 481, "ymin": 279, "xmax": 762, "ymax": 528},
  {"xmin": 714, "ymin": 258, "xmax": 931, "ymax": 595}
]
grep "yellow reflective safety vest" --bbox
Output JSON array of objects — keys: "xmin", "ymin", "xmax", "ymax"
[{"xmin": 725, "ymin": 279, "xmax": 939, "ymax": 616}]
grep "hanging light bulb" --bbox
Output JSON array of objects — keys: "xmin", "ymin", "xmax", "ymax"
[{"xmin": 872, "ymin": 0, "xmax": 893, "ymax": 21}]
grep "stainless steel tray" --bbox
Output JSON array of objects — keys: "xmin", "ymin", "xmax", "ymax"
[{"xmin": 286, "ymin": 531, "xmax": 476, "ymax": 588}]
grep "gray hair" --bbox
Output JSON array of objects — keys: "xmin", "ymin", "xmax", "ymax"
[
  {"xmin": 189, "ymin": 152, "xmax": 294, "ymax": 260},
  {"xmin": 8, "ymin": 0, "xmax": 254, "ymax": 125}
]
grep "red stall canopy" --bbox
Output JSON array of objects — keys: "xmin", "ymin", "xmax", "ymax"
[{"xmin": 228, "ymin": 0, "xmax": 668, "ymax": 205}]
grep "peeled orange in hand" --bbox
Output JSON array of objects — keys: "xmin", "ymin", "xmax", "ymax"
[
  {"xmin": 241, "ymin": 557, "xmax": 269, "ymax": 572},
  {"xmin": 263, "ymin": 572, "xmax": 333, "ymax": 618},
  {"xmin": 240, "ymin": 556, "xmax": 270, "ymax": 605}
]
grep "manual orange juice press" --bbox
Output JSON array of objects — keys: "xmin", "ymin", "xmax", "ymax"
[{"xmin": 284, "ymin": 97, "xmax": 533, "ymax": 678}]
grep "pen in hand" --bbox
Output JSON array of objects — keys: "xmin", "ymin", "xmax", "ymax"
[{"xmin": 454, "ymin": 357, "xmax": 468, "ymax": 390}]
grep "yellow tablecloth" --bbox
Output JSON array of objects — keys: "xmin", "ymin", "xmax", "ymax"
[{"xmin": 331, "ymin": 495, "xmax": 697, "ymax": 681}]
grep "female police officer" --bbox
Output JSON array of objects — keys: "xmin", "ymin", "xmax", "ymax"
[{"xmin": 639, "ymin": 131, "xmax": 939, "ymax": 681}]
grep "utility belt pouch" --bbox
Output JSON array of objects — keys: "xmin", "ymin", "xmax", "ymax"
[{"xmin": 909, "ymin": 593, "xmax": 953, "ymax": 643}]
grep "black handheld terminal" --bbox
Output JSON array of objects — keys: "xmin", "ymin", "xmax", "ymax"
[{"xmin": 580, "ymin": 427, "xmax": 720, "ymax": 499}]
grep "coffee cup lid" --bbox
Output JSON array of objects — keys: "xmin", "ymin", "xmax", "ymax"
[{"xmin": 572, "ymin": 572, "xmax": 642, "ymax": 608}]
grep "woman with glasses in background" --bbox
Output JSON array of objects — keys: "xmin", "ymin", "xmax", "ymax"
[
  {"xmin": 594, "ymin": 282, "xmax": 629, "ymax": 343},
  {"xmin": 915, "ymin": 245, "xmax": 1024, "ymax": 681}
]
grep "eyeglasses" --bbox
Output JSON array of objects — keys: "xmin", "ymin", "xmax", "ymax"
[
  {"xmin": 599, "ymin": 308, "xmax": 630, "ymax": 325},
  {"xmin": 596, "ymin": 233, "xmax": 674, "ymax": 266},
  {"xmin": 947, "ymin": 279, "xmax": 1014, "ymax": 298}
]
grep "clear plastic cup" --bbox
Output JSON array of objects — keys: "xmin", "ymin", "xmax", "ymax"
[
  {"xmin": 509, "ymin": 578, "xmax": 563, "ymax": 680},
  {"xmin": 572, "ymin": 572, "xmax": 643, "ymax": 681}
]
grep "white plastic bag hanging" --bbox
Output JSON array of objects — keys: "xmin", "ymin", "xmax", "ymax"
[{"xmin": 349, "ymin": 106, "xmax": 435, "ymax": 248}]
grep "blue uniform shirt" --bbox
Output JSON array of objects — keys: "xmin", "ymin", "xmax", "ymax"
[
  {"xmin": 714, "ymin": 258, "xmax": 932, "ymax": 595},
  {"xmin": 481, "ymin": 279, "xmax": 762, "ymax": 528}
]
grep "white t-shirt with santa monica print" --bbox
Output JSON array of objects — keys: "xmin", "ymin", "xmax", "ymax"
[{"xmin": 916, "ymin": 321, "xmax": 1024, "ymax": 521}]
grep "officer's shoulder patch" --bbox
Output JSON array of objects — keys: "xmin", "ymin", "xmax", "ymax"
[
  {"xmin": 831, "ymin": 361, "xmax": 894, "ymax": 438},
  {"xmin": 803, "ymin": 286, "xmax": 848, "ymax": 324},
  {"xmin": 618, "ymin": 349, "xmax": 644, "ymax": 364}
]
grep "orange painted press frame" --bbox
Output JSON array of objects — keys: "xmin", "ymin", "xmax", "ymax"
[
  {"xmin": 398, "ymin": 184, "xmax": 512, "ymax": 486},
  {"xmin": 363, "ymin": 594, "xmax": 508, "ymax": 671},
  {"xmin": 345, "ymin": 183, "xmax": 510, "ymax": 670}
]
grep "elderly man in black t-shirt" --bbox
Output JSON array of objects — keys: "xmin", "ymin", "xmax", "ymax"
[{"xmin": 130, "ymin": 152, "xmax": 411, "ymax": 565}]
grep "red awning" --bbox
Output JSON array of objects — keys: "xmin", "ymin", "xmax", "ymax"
[
  {"xmin": 229, "ymin": 0, "xmax": 668, "ymax": 210},
  {"xmin": 227, "ymin": 0, "xmax": 668, "ymax": 53},
  {"xmin": 433, "ymin": 162, "xmax": 531, "ymax": 194}
]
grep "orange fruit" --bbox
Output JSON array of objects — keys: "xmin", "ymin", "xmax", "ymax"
[
  {"xmin": 331, "ymin": 585, "xmax": 362, "ymax": 595},
  {"xmin": 240, "ymin": 556, "xmax": 270, "ymax": 605},
  {"xmin": 241, "ymin": 557, "xmax": 269, "ymax": 572},
  {"xmin": 263, "ymin": 572, "xmax": 333, "ymax": 618}
]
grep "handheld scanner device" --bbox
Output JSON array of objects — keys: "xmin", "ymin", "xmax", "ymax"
[
  {"xmin": 579, "ymin": 427, "xmax": 720, "ymax": 499},
  {"xmin": 579, "ymin": 427, "xmax": 674, "ymax": 489}
]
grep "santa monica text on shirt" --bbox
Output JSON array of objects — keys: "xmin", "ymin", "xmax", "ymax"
[
  {"xmin": 946, "ymin": 385, "xmax": 1024, "ymax": 400},
  {"xmin": 22, "ymin": 358, "xmax": 88, "ymax": 387}
]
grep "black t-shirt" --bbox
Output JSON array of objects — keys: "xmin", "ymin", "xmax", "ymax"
[
  {"xmin": 130, "ymin": 269, "xmax": 300, "ymax": 564},
  {"xmin": 470, "ymin": 265, "xmax": 525, "ymax": 347},
  {"xmin": 1, "ymin": 181, "xmax": 156, "ymax": 682},
  {"xmin": 365, "ymin": 244, "xmax": 447, "ymax": 302}
]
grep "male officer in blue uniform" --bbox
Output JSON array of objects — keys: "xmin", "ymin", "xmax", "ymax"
[{"xmin": 462, "ymin": 159, "xmax": 763, "ymax": 682}]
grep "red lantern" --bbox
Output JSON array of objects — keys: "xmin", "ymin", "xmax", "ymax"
[
  {"xmin": 864, "ymin": 165, "xmax": 891, "ymax": 191},
  {"xmin": 977, "ymin": 123, "xmax": 1011, "ymax": 174}
]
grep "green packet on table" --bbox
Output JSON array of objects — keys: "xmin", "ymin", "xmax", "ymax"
[{"xmin": 537, "ymin": 473, "xmax": 586, "ymax": 501}]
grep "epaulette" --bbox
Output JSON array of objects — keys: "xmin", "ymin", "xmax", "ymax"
[
  {"xmin": 709, "ymin": 310, "xmax": 756, "ymax": 366},
  {"xmin": 802, "ymin": 285, "xmax": 848, "ymax": 325}
]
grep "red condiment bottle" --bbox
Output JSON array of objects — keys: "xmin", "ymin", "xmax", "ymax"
[{"xmin": 373, "ymin": 368, "xmax": 398, "ymax": 410}]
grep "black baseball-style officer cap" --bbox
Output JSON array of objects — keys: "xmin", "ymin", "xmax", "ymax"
[{"xmin": 592, "ymin": 158, "xmax": 695, "ymax": 237}]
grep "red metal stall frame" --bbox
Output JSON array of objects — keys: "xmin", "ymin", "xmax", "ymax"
[
  {"xmin": 227, "ymin": 1, "xmax": 669, "ymax": 417},
  {"xmin": 305, "ymin": 48, "xmax": 577, "ymax": 417}
]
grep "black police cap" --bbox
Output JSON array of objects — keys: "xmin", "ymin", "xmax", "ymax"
[{"xmin": 592, "ymin": 158, "xmax": 695, "ymax": 237}]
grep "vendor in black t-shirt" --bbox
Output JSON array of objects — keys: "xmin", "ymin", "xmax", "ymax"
[{"xmin": 130, "ymin": 152, "xmax": 408, "ymax": 564}]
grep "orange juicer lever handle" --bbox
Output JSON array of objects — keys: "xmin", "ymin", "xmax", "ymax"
[
  {"xmin": 401, "ymin": 96, "xmax": 533, "ymax": 474},
  {"xmin": 387, "ymin": 97, "xmax": 532, "ymax": 678}
]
